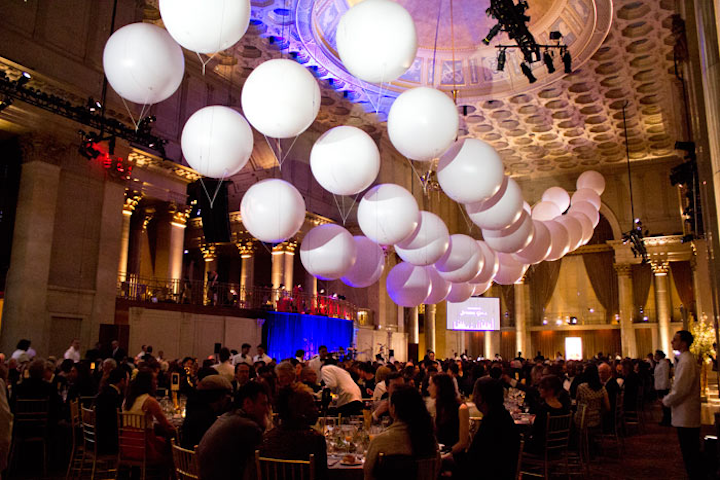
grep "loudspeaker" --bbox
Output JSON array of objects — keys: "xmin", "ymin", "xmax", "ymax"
[{"xmin": 189, "ymin": 180, "xmax": 231, "ymax": 243}]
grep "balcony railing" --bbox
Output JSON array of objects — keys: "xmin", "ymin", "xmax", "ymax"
[{"xmin": 117, "ymin": 275, "xmax": 358, "ymax": 320}]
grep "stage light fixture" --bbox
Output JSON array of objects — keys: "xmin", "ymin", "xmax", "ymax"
[
  {"xmin": 549, "ymin": 31, "xmax": 563, "ymax": 40},
  {"xmin": 87, "ymin": 97, "xmax": 102, "ymax": 112},
  {"xmin": 520, "ymin": 62, "xmax": 536, "ymax": 83},
  {"xmin": 483, "ymin": 24, "xmax": 502, "ymax": 45},
  {"xmin": 562, "ymin": 49, "xmax": 573, "ymax": 74},
  {"xmin": 542, "ymin": 50, "xmax": 555, "ymax": 74},
  {"xmin": 0, "ymin": 97, "xmax": 13, "ymax": 112},
  {"xmin": 497, "ymin": 48, "xmax": 507, "ymax": 71},
  {"xmin": 16, "ymin": 71, "xmax": 31, "ymax": 87}
]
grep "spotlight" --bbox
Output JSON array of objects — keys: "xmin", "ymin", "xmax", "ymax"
[
  {"xmin": 483, "ymin": 24, "xmax": 502, "ymax": 45},
  {"xmin": 562, "ymin": 50, "xmax": 572, "ymax": 74},
  {"xmin": 87, "ymin": 97, "xmax": 102, "ymax": 112},
  {"xmin": 542, "ymin": 51, "xmax": 555, "ymax": 73},
  {"xmin": 0, "ymin": 97, "xmax": 13, "ymax": 112},
  {"xmin": 520, "ymin": 62, "xmax": 536, "ymax": 83},
  {"xmin": 497, "ymin": 49, "xmax": 507, "ymax": 71},
  {"xmin": 16, "ymin": 71, "xmax": 31, "ymax": 87},
  {"xmin": 549, "ymin": 31, "xmax": 563, "ymax": 40}
]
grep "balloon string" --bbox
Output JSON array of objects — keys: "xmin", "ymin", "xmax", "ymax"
[
  {"xmin": 196, "ymin": 52, "xmax": 218, "ymax": 75},
  {"xmin": 431, "ymin": 0, "xmax": 444, "ymax": 88},
  {"xmin": 198, "ymin": 174, "xmax": 226, "ymax": 209},
  {"xmin": 458, "ymin": 202, "xmax": 475, "ymax": 234}
]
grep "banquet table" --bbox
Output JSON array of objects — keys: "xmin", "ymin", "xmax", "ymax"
[{"xmin": 328, "ymin": 454, "xmax": 364, "ymax": 480}]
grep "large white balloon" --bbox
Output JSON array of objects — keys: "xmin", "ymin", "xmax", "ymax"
[
  {"xmin": 494, "ymin": 253, "xmax": 528, "ymax": 285},
  {"xmin": 341, "ymin": 236, "xmax": 385, "ymax": 288},
  {"xmin": 472, "ymin": 279, "xmax": 493, "ymax": 296},
  {"xmin": 556, "ymin": 215, "xmax": 583, "ymax": 252},
  {"xmin": 159, "ymin": 0, "xmax": 250, "ymax": 54},
  {"xmin": 300, "ymin": 224, "xmax": 357, "ymax": 281},
  {"xmin": 386, "ymin": 262, "xmax": 432, "ymax": 307},
  {"xmin": 437, "ymin": 139, "xmax": 505, "ymax": 204},
  {"xmin": 310, "ymin": 126, "xmax": 380, "ymax": 195},
  {"xmin": 240, "ymin": 179, "xmax": 306, "ymax": 244},
  {"xmin": 571, "ymin": 188, "xmax": 602, "ymax": 210},
  {"xmin": 482, "ymin": 211, "xmax": 535, "ymax": 254},
  {"xmin": 514, "ymin": 220, "xmax": 552, "ymax": 264},
  {"xmin": 569, "ymin": 211, "xmax": 594, "ymax": 245},
  {"xmin": 531, "ymin": 201, "xmax": 562, "ymax": 221},
  {"xmin": 424, "ymin": 266, "xmax": 452, "ymax": 305},
  {"xmin": 103, "ymin": 23, "xmax": 185, "ymax": 105},
  {"xmin": 541, "ymin": 187, "xmax": 571, "ymax": 213},
  {"xmin": 387, "ymin": 87, "xmax": 459, "ymax": 161},
  {"xmin": 544, "ymin": 220, "xmax": 571, "ymax": 261},
  {"xmin": 336, "ymin": 0, "xmax": 417, "ymax": 83},
  {"xmin": 470, "ymin": 241, "xmax": 499, "ymax": 285},
  {"xmin": 568, "ymin": 201, "xmax": 600, "ymax": 228},
  {"xmin": 181, "ymin": 106, "xmax": 253, "ymax": 178},
  {"xmin": 357, "ymin": 184, "xmax": 420, "ymax": 245},
  {"xmin": 466, "ymin": 177, "xmax": 524, "ymax": 230},
  {"xmin": 446, "ymin": 283, "xmax": 474, "ymax": 303},
  {"xmin": 241, "ymin": 59, "xmax": 321, "ymax": 138},
  {"xmin": 395, "ymin": 211, "xmax": 450, "ymax": 266},
  {"xmin": 435, "ymin": 234, "xmax": 484, "ymax": 283},
  {"xmin": 577, "ymin": 170, "xmax": 606, "ymax": 195}
]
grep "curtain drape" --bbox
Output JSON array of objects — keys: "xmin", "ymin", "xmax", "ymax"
[
  {"xmin": 528, "ymin": 260, "xmax": 563, "ymax": 325},
  {"xmin": 670, "ymin": 261, "xmax": 695, "ymax": 315},
  {"xmin": 266, "ymin": 312, "xmax": 353, "ymax": 361},
  {"xmin": 582, "ymin": 252, "xmax": 619, "ymax": 321},
  {"xmin": 632, "ymin": 263, "xmax": 653, "ymax": 321}
]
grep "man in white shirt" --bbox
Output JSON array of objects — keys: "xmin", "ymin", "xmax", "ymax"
[
  {"xmin": 308, "ymin": 345, "xmax": 328, "ymax": 373},
  {"xmin": 662, "ymin": 330, "xmax": 702, "ymax": 480},
  {"xmin": 653, "ymin": 349, "xmax": 672, "ymax": 426},
  {"xmin": 232, "ymin": 343, "xmax": 253, "ymax": 366},
  {"xmin": 212, "ymin": 348, "xmax": 235, "ymax": 383},
  {"xmin": 252, "ymin": 345, "xmax": 272, "ymax": 365},
  {"xmin": 320, "ymin": 361, "xmax": 363, "ymax": 416},
  {"xmin": 63, "ymin": 339, "xmax": 81, "ymax": 363}
]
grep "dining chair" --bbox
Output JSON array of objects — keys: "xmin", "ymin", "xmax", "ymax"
[
  {"xmin": 520, "ymin": 413, "xmax": 573, "ymax": 479},
  {"xmin": 624, "ymin": 386, "xmax": 644, "ymax": 434},
  {"xmin": 66, "ymin": 398, "xmax": 85, "ymax": 479},
  {"xmin": 79, "ymin": 406, "xmax": 116, "ymax": 479},
  {"xmin": 117, "ymin": 411, "xmax": 166, "ymax": 480},
  {"xmin": 9, "ymin": 398, "xmax": 49, "ymax": 477},
  {"xmin": 597, "ymin": 392, "xmax": 624, "ymax": 459},
  {"xmin": 254, "ymin": 450, "xmax": 315, "ymax": 480},
  {"xmin": 377, "ymin": 452, "xmax": 442, "ymax": 480},
  {"xmin": 515, "ymin": 440, "xmax": 525, "ymax": 480},
  {"xmin": 171, "ymin": 438, "xmax": 199, "ymax": 480},
  {"xmin": 568, "ymin": 404, "xmax": 587, "ymax": 477}
]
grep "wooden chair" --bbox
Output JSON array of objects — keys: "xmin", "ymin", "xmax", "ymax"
[
  {"xmin": 255, "ymin": 450, "xmax": 315, "ymax": 480},
  {"xmin": 376, "ymin": 452, "xmax": 441, "ymax": 480},
  {"xmin": 624, "ymin": 386, "xmax": 644, "ymax": 434},
  {"xmin": 520, "ymin": 413, "xmax": 573, "ymax": 479},
  {"xmin": 171, "ymin": 439, "xmax": 199, "ymax": 480},
  {"xmin": 568, "ymin": 404, "xmax": 588, "ymax": 477},
  {"xmin": 515, "ymin": 440, "xmax": 525, "ymax": 480},
  {"xmin": 117, "ymin": 411, "xmax": 167, "ymax": 480},
  {"xmin": 79, "ymin": 406, "xmax": 116, "ymax": 479},
  {"xmin": 66, "ymin": 398, "xmax": 84, "ymax": 479},
  {"xmin": 9, "ymin": 398, "xmax": 49, "ymax": 477},
  {"xmin": 597, "ymin": 392, "xmax": 624, "ymax": 459},
  {"xmin": 469, "ymin": 416, "xmax": 482, "ymax": 440}
]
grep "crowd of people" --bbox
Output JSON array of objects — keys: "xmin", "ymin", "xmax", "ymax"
[{"xmin": 0, "ymin": 329, "xmax": 706, "ymax": 479}]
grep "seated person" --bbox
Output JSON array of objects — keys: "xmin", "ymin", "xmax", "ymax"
[
  {"xmin": 181, "ymin": 375, "xmax": 233, "ymax": 449},
  {"xmin": 300, "ymin": 366, "xmax": 321, "ymax": 393},
  {"xmin": 260, "ymin": 386, "xmax": 329, "ymax": 480},
  {"xmin": 525, "ymin": 375, "xmax": 570, "ymax": 454},
  {"xmin": 11, "ymin": 358, "xmax": 63, "ymax": 423},
  {"xmin": 95, "ymin": 368, "xmax": 127, "ymax": 454}
]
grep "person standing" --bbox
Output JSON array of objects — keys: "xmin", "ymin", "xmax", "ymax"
[
  {"xmin": 253, "ymin": 345, "xmax": 272, "ymax": 365},
  {"xmin": 654, "ymin": 350, "xmax": 672, "ymax": 426},
  {"xmin": 663, "ymin": 330, "xmax": 702, "ymax": 480},
  {"xmin": 232, "ymin": 343, "xmax": 253, "ymax": 366}
]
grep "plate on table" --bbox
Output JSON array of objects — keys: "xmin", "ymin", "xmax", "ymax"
[{"xmin": 340, "ymin": 455, "xmax": 363, "ymax": 466}]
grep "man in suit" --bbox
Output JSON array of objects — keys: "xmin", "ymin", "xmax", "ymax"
[
  {"xmin": 95, "ymin": 368, "xmax": 127, "ymax": 454},
  {"xmin": 663, "ymin": 330, "xmax": 702, "ymax": 479},
  {"xmin": 110, "ymin": 340, "xmax": 127, "ymax": 363}
]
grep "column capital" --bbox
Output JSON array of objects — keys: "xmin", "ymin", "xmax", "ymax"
[
  {"xmin": 651, "ymin": 260, "xmax": 669, "ymax": 275},
  {"xmin": 123, "ymin": 190, "xmax": 143, "ymax": 215},
  {"xmin": 614, "ymin": 263, "xmax": 633, "ymax": 276},
  {"xmin": 167, "ymin": 202, "xmax": 191, "ymax": 228},
  {"xmin": 236, "ymin": 240, "xmax": 257, "ymax": 258},
  {"xmin": 200, "ymin": 243, "xmax": 216, "ymax": 262},
  {"xmin": 272, "ymin": 240, "xmax": 297, "ymax": 255}
]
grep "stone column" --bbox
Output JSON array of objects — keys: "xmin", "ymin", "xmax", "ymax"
[
  {"xmin": 0, "ymin": 160, "xmax": 61, "ymax": 355},
  {"xmin": 237, "ymin": 241, "xmax": 256, "ymax": 293},
  {"xmin": 118, "ymin": 191, "xmax": 141, "ymax": 282},
  {"xmin": 615, "ymin": 264, "xmax": 637, "ymax": 358},
  {"xmin": 201, "ymin": 244, "xmax": 217, "ymax": 305},
  {"xmin": 514, "ymin": 279, "xmax": 529, "ymax": 357},
  {"xmin": 425, "ymin": 303, "xmax": 437, "ymax": 354},
  {"xmin": 155, "ymin": 203, "xmax": 189, "ymax": 287},
  {"xmin": 652, "ymin": 261, "xmax": 673, "ymax": 356},
  {"xmin": 127, "ymin": 205, "xmax": 155, "ymax": 278},
  {"xmin": 271, "ymin": 244, "xmax": 286, "ymax": 290},
  {"xmin": 283, "ymin": 241, "xmax": 297, "ymax": 289},
  {"xmin": 408, "ymin": 307, "xmax": 419, "ymax": 344}
]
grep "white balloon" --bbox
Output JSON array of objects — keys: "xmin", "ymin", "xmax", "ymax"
[
  {"xmin": 159, "ymin": 0, "xmax": 250, "ymax": 54},
  {"xmin": 424, "ymin": 266, "xmax": 452, "ymax": 305},
  {"xmin": 470, "ymin": 241, "xmax": 499, "ymax": 285},
  {"xmin": 386, "ymin": 262, "xmax": 432, "ymax": 307},
  {"xmin": 514, "ymin": 220, "xmax": 552, "ymax": 264},
  {"xmin": 300, "ymin": 224, "xmax": 357, "ymax": 280},
  {"xmin": 395, "ymin": 211, "xmax": 450, "ymax": 266},
  {"xmin": 466, "ymin": 177, "xmax": 524, "ymax": 230},
  {"xmin": 541, "ymin": 187, "xmax": 571, "ymax": 213},
  {"xmin": 435, "ymin": 234, "xmax": 484, "ymax": 283},
  {"xmin": 342, "ymin": 236, "xmax": 385, "ymax": 288},
  {"xmin": 482, "ymin": 211, "xmax": 535, "ymax": 254},
  {"xmin": 556, "ymin": 215, "xmax": 583, "ymax": 252},
  {"xmin": 103, "ymin": 23, "xmax": 185, "ymax": 105},
  {"xmin": 577, "ymin": 170, "xmax": 606, "ymax": 195},
  {"xmin": 568, "ymin": 201, "xmax": 600, "ymax": 228},
  {"xmin": 437, "ymin": 139, "xmax": 505, "ymax": 204},
  {"xmin": 240, "ymin": 179, "xmax": 306, "ymax": 244},
  {"xmin": 181, "ymin": 106, "xmax": 253, "ymax": 178},
  {"xmin": 544, "ymin": 220, "xmax": 570, "ymax": 261},
  {"xmin": 387, "ymin": 87, "xmax": 459, "ymax": 161},
  {"xmin": 241, "ymin": 59, "xmax": 321, "ymax": 138},
  {"xmin": 357, "ymin": 184, "xmax": 420, "ymax": 245},
  {"xmin": 336, "ymin": 0, "xmax": 417, "ymax": 83},
  {"xmin": 531, "ymin": 201, "xmax": 562, "ymax": 221},
  {"xmin": 494, "ymin": 253, "xmax": 528, "ymax": 285},
  {"xmin": 571, "ymin": 188, "xmax": 602, "ymax": 210},
  {"xmin": 472, "ymin": 279, "xmax": 493, "ymax": 296},
  {"xmin": 523, "ymin": 201, "xmax": 532, "ymax": 214},
  {"xmin": 446, "ymin": 283, "xmax": 474, "ymax": 303},
  {"xmin": 569, "ymin": 212, "xmax": 594, "ymax": 245},
  {"xmin": 310, "ymin": 126, "xmax": 380, "ymax": 195}
]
